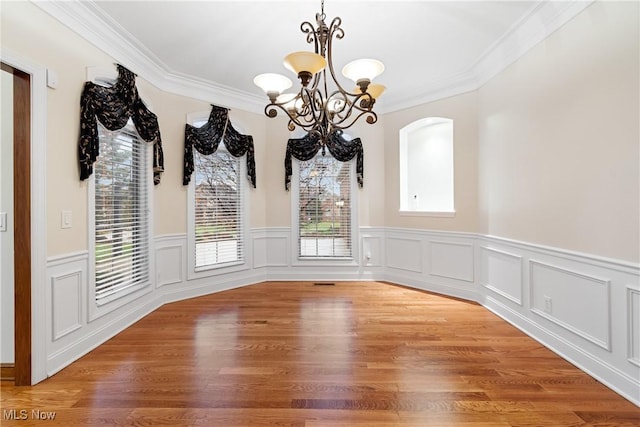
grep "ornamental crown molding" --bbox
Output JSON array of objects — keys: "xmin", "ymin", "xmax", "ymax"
[{"xmin": 33, "ymin": 0, "xmax": 593, "ymax": 114}]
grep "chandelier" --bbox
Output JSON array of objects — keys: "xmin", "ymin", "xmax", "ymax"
[{"xmin": 253, "ymin": 0, "xmax": 385, "ymax": 144}]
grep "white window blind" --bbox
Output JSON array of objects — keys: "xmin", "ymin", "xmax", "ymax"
[
  {"xmin": 94, "ymin": 122, "xmax": 150, "ymax": 304},
  {"xmin": 298, "ymin": 153, "xmax": 352, "ymax": 258},
  {"xmin": 193, "ymin": 148, "xmax": 243, "ymax": 269}
]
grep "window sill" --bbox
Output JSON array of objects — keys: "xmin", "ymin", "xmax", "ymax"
[
  {"xmin": 293, "ymin": 257, "xmax": 358, "ymax": 267},
  {"xmin": 399, "ymin": 210, "xmax": 456, "ymax": 218},
  {"xmin": 188, "ymin": 260, "xmax": 249, "ymax": 281},
  {"xmin": 195, "ymin": 259, "xmax": 244, "ymax": 273}
]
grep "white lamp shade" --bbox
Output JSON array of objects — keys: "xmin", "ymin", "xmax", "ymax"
[
  {"xmin": 254, "ymin": 73, "xmax": 292, "ymax": 95},
  {"xmin": 342, "ymin": 59, "xmax": 385, "ymax": 83},
  {"xmin": 284, "ymin": 51, "xmax": 327, "ymax": 75}
]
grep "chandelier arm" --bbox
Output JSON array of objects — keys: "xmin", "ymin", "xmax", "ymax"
[
  {"xmin": 350, "ymin": 92, "xmax": 376, "ymax": 112},
  {"xmin": 306, "ymin": 87, "xmax": 326, "ymax": 130},
  {"xmin": 300, "ymin": 21, "xmax": 318, "ymax": 49},
  {"xmin": 332, "ymin": 109, "xmax": 378, "ymax": 131},
  {"xmin": 324, "ymin": 91, "xmax": 373, "ymax": 127},
  {"xmin": 264, "ymin": 104, "xmax": 279, "ymax": 119},
  {"xmin": 327, "ymin": 90, "xmax": 374, "ymax": 112},
  {"xmin": 263, "ymin": 99, "xmax": 309, "ymax": 130},
  {"xmin": 299, "ymin": 20, "xmax": 325, "ymax": 91},
  {"xmin": 310, "ymin": 68, "xmax": 322, "ymax": 92},
  {"xmin": 263, "ymin": 87, "xmax": 329, "ymax": 134},
  {"xmin": 324, "ymin": 16, "xmax": 352, "ymax": 96}
]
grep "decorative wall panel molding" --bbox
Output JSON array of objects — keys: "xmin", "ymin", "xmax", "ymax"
[
  {"xmin": 530, "ymin": 260, "xmax": 611, "ymax": 351},
  {"xmin": 479, "ymin": 246, "xmax": 523, "ymax": 305},
  {"xmin": 478, "ymin": 234, "xmax": 638, "ymax": 405},
  {"xmin": 155, "ymin": 243, "xmax": 183, "ymax": 287},
  {"xmin": 429, "ymin": 240, "xmax": 474, "ymax": 282},
  {"xmin": 386, "ymin": 237, "xmax": 422, "ymax": 273},
  {"xmin": 252, "ymin": 236, "xmax": 269, "ymax": 269},
  {"xmin": 251, "ymin": 228, "xmax": 289, "ymax": 269},
  {"xmin": 362, "ymin": 236, "xmax": 383, "ymax": 267},
  {"xmin": 628, "ymin": 287, "xmax": 640, "ymax": 367},
  {"xmin": 51, "ymin": 271, "xmax": 83, "ymax": 341},
  {"xmin": 46, "ymin": 251, "xmax": 88, "ymax": 354},
  {"xmin": 47, "ymin": 251, "xmax": 88, "ymax": 267}
]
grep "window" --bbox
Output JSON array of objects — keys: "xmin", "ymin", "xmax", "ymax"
[
  {"xmin": 93, "ymin": 121, "xmax": 150, "ymax": 305},
  {"xmin": 296, "ymin": 152, "xmax": 353, "ymax": 258},
  {"xmin": 186, "ymin": 114, "xmax": 248, "ymax": 276},
  {"xmin": 399, "ymin": 117, "xmax": 454, "ymax": 215},
  {"xmin": 192, "ymin": 147, "xmax": 243, "ymax": 269}
]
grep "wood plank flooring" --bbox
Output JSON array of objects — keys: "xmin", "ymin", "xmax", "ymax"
[{"xmin": 2, "ymin": 281, "xmax": 639, "ymax": 426}]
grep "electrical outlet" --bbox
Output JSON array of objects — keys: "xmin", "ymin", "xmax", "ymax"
[
  {"xmin": 0, "ymin": 212, "xmax": 6, "ymax": 232},
  {"xmin": 544, "ymin": 296, "xmax": 552, "ymax": 314}
]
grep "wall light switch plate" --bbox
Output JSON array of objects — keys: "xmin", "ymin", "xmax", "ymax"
[
  {"xmin": 61, "ymin": 210, "xmax": 72, "ymax": 229},
  {"xmin": 0, "ymin": 212, "xmax": 7, "ymax": 232},
  {"xmin": 47, "ymin": 68, "xmax": 58, "ymax": 89}
]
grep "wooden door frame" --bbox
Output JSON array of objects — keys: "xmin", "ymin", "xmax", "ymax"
[
  {"xmin": 1, "ymin": 54, "xmax": 47, "ymax": 386},
  {"xmin": 2, "ymin": 62, "xmax": 31, "ymax": 385}
]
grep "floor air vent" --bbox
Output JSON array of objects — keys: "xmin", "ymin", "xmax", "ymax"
[{"xmin": 313, "ymin": 282, "xmax": 336, "ymax": 286}]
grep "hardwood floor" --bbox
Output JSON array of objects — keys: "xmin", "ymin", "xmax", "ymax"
[{"xmin": 2, "ymin": 281, "xmax": 639, "ymax": 426}]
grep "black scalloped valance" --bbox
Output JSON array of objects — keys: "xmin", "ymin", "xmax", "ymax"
[
  {"xmin": 183, "ymin": 105, "xmax": 256, "ymax": 188},
  {"xmin": 285, "ymin": 131, "xmax": 363, "ymax": 190},
  {"xmin": 78, "ymin": 64, "xmax": 164, "ymax": 185}
]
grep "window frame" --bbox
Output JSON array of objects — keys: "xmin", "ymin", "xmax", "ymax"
[
  {"xmin": 186, "ymin": 112, "xmax": 250, "ymax": 280},
  {"xmin": 87, "ymin": 115, "xmax": 154, "ymax": 321},
  {"xmin": 290, "ymin": 152, "xmax": 359, "ymax": 266}
]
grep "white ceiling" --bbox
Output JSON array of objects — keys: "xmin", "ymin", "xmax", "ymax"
[{"xmin": 39, "ymin": 0, "xmax": 592, "ymax": 113}]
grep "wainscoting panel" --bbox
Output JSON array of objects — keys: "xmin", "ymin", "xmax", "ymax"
[
  {"xmin": 46, "ymin": 252, "xmax": 88, "ymax": 358},
  {"xmin": 252, "ymin": 236, "xmax": 268, "ymax": 269},
  {"xmin": 385, "ymin": 237, "xmax": 422, "ymax": 273},
  {"xmin": 51, "ymin": 270, "xmax": 83, "ymax": 341},
  {"xmin": 479, "ymin": 246, "xmax": 523, "ymax": 305},
  {"xmin": 360, "ymin": 228, "xmax": 385, "ymax": 268},
  {"xmin": 40, "ymin": 229, "xmax": 639, "ymax": 406},
  {"xmin": 45, "ymin": 250, "xmax": 162, "ymax": 378},
  {"xmin": 530, "ymin": 260, "xmax": 611, "ymax": 351},
  {"xmin": 362, "ymin": 236, "xmax": 382, "ymax": 267},
  {"xmin": 477, "ymin": 235, "xmax": 639, "ymax": 405},
  {"xmin": 383, "ymin": 229, "xmax": 479, "ymax": 301},
  {"xmin": 266, "ymin": 237, "xmax": 289, "ymax": 267},
  {"xmin": 628, "ymin": 287, "xmax": 640, "ymax": 367},
  {"xmin": 429, "ymin": 240, "xmax": 474, "ymax": 282},
  {"xmin": 252, "ymin": 228, "xmax": 289, "ymax": 268},
  {"xmin": 155, "ymin": 243, "xmax": 183, "ymax": 287}
]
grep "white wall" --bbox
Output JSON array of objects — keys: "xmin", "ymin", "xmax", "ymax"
[
  {"xmin": 478, "ymin": 1, "xmax": 639, "ymax": 263},
  {"xmin": 1, "ymin": 70, "xmax": 15, "ymax": 364},
  {"xmin": 384, "ymin": 91, "xmax": 479, "ymax": 232}
]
